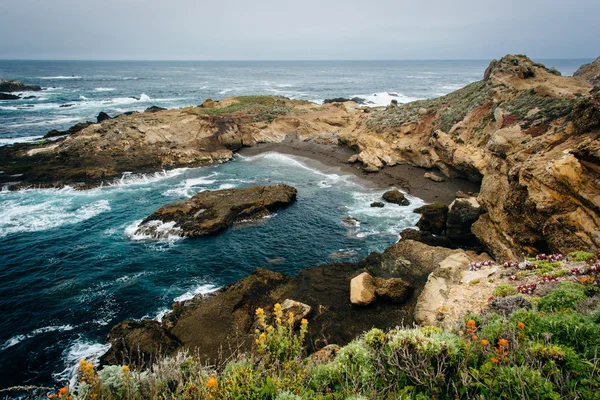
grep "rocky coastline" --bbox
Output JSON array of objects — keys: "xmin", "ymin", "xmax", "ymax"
[{"xmin": 1, "ymin": 55, "xmax": 599, "ymax": 379}]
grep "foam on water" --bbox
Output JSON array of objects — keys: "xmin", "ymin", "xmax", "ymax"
[
  {"xmin": 38, "ymin": 76, "xmax": 82, "ymax": 80},
  {"xmin": 124, "ymin": 219, "xmax": 184, "ymax": 243},
  {"xmin": 0, "ymin": 325, "xmax": 75, "ymax": 352},
  {"xmin": 161, "ymin": 173, "xmax": 220, "ymax": 197},
  {"xmin": 94, "ymin": 87, "xmax": 116, "ymax": 92},
  {"xmin": 109, "ymin": 169, "xmax": 188, "ymax": 187},
  {"xmin": 0, "ymin": 199, "xmax": 111, "ymax": 238},
  {"xmin": 173, "ymin": 283, "xmax": 219, "ymax": 302},
  {"xmin": 54, "ymin": 339, "xmax": 111, "ymax": 388},
  {"xmin": 352, "ymin": 92, "xmax": 421, "ymax": 107}
]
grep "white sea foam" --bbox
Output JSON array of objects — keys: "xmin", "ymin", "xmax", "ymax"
[
  {"xmin": 217, "ymin": 183, "xmax": 236, "ymax": 190},
  {"xmin": 38, "ymin": 76, "xmax": 82, "ymax": 80},
  {"xmin": 94, "ymin": 87, "xmax": 116, "ymax": 92},
  {"xmin": 0, "ymin": 199, "xmax": 111, "ymax": 237},
  {"xmin": 351, "ymin": 92, "xmax": 421, "ymax": 107},
  {"xmin": 54, "ymin": 339, "xmax": 111, "ymax": 388},
  {"xmin": 0, "ymin": 325, "xmax": 74, "ymax": 352},
  {"xmin": 174, "ymin": 284, "xmax": 219, "ymax": 303},
  {"xmin": 108, "ymin": 169, "xmax": 188, "ymax": 187},
  {"xmin": 161, "ymin": 173, "xmax": 219, "ymax": 197},
  {"xmin": 124, "ymin": 219, "xmax": 184, "ymax": 243},
  {"xmin": 0, "ymin": 136, "xmax": 42, "ymax": 146}
]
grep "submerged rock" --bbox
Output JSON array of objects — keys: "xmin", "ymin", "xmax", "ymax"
[
  {"xmin": 382, "ymin": 189, "xmax": 410, "ymax": 206},
  {"xmin": 135, "ymin": 184, "xmax": 297, "ymax": 238},
  {"xmin": 370, "ymin": 201, "xmax": 385, "ymax": 208}
]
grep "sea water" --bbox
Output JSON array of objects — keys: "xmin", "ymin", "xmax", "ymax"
[{"xmin": 0, "ymin": 59, "xmax": 590, "ymax": 388}]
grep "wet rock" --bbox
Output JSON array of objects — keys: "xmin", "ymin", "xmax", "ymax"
[
  {"xmin": 0, "ymin": 79, "xmax": 42, "ymax": 92},
  {"xmin": 44, "ymin": 122, "xmax": 93, "ymax": 139},
  {"xmin": 0, "ymin": 93, "xmax": 20, "ymax": 100},
  {"xmin": 145, "ymin": 106, "xmax": 167, "ymax": 113},
  {"xmin": 382, "ymin": 189, "xmax": 409, "ymax": 206},
  {"xmin": 59, "ymin": 104, "xmax": 73, "ymax": 108},
  {"xmin": 136, "ymin": 184, "xmax": 297, "ymax": 238},
  {"xmin": 97, "ymin": 111, "xmax": 112, "ymax": 123},
  {"xmin": 413, "ymin": 203, "xmax": 449, "ymax": 235},
  {"xmin": 350, "ymin": 272, "xmax": 377, "ymax": 306},
  {"xmin": 370, "ymin": 201, "xmax": 385, "ymax": 208}
]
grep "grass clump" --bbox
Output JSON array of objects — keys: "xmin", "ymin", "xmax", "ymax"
[
  {"xmin": 537, "ymin": 282, "xmax": 587, "ymax": 312},
  {"xmin": 569, "ymin": 251, "xmax": 597, "ymax": 262},
  {"xmin": 186, "ymin": 96, "xmax": 294, "ymax": 123},
  {"xmin": 493, "ymin": 284, "xmax": 517, "ymax": 297}
]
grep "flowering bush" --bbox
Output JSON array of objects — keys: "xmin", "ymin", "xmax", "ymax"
[{"xmin": 517, "ymin": 283, "xmax": 536, "ymax": 295}]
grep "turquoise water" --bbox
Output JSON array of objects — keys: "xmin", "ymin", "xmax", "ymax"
[{"xmin": 0, "ymin": 152, "xmax": 424, "ymax": 388}]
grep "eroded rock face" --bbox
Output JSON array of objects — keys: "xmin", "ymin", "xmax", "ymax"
[
  {"xmin": 574, "ymin": 56, "xmax": 600, "ymax": 86},
  {"xmin": 446, "ymin": 197, "xmax": 482, "ymax": 245},
  {"xmin": 414, "ymin": 203, "xmax": 449, "ymax": 235},
  {"xmin": 135, "ymin": 185, "xmax": 297, "ymax": 238}
]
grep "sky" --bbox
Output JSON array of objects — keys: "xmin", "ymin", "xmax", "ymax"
[{"xmin": 0, "ymin": 0, "xmax": 598, "ymax": 60}]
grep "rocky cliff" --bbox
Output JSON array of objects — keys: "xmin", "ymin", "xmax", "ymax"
[{"xmin": 1, "ymin": 55, "xmax": 599, "ymax": 260}]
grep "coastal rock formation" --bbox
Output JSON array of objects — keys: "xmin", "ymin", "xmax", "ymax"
[
  {"xmin": 0, "ymin": 93, "xmax": 20, "ymax": 100},
  {"xmin": 382, "ymin": 189, "xmax": 410, "ymax": 205},
  {"xmin": 350, "ymin": 272, "xmax": 376, "ymax": 305},
  {"xmin": 0, "ymin": 79, "xmax": 42, "ymax": 92},
  {"xmin": 44, "ymin": 122, "xmax": 93, "ymax": 138},
  {"xmin": 135, "ymin": 184, "xmax": 297, "ymax": 238},
  {"xmin": 1, "ymin": 55, "xmax": 599, "ymax": 259},
  {"xmin": 574, "ymin": 56, "xmax": 600, "ymax": 86},
  {"xmin": 414, "ymin": 203, "xmax": 448, "ymax": 234}
]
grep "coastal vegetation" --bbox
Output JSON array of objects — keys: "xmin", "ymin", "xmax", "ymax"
[{"xmin": 43, "ymin": 262, "xmax": 600, "ymax": 399}]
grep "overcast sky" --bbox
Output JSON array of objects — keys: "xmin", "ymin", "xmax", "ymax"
[{"xmin": 0, "ymin": 0, "xmax": 598, "ymax": 60}]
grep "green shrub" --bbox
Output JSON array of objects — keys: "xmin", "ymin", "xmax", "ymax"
[
  {"xmin": 493, "ymin": 284, "xmax": 517, "ymax": 297},
  {"xmin": 538, "ymin": 282, "xmax": 587, "ymax": 312},
  {"xmin": 569, "ymin": 251, "xmax": 597, "ymax": 262},
  {"xmin": 469, "ymin": 364, "xmax": 560, "ymax": 399},
  {"xmin": 364, "ymin": 328, "xmax": 385, "ymax": 348}
]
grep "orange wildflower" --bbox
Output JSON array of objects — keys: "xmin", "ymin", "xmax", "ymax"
[
  {"xmin": 207, "ymin": 376, "xmax": 218, "ymax": 390},
  {"xmin": 491, "ymin": 357, "xmax": 499, "ymax": 364},
  {"xmin": 517, "ymin": 322, "xmax": 525, "ymax": 330},
  {"xmin": 498, "ymin": 338, "xmax": 509, "ymax": 348},
  {"xmin": 481, "ymin": 339, "xmax": 489, "ymax": 346},
  {"xmin": 57, "ymin": 388, "xmax": 69, "ymax": 396}
]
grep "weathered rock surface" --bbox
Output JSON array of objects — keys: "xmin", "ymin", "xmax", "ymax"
[
  {"xmin": 136, "ymin": 184, "xmax": 297, "ymax": 238},
  {"xmin": 574, "ymin": 56, "xmax": 600, "ymax": 86},
  {"xmin": 1, "ymin": 55, "xmax": 599, "ymax": 258},
  {"xmin": 0, "ymin": 79, "xmax": 42, "ymax": 92},
  {"xmin": 382, "ymin": 189, "xmax": 410, "ymax": 206},
  {"xmin": 350, "ymin": 272, "xmax": 377, "ymax": 305},
  {"xmin": 399, "ymin": 228, "xmax": 454, "ymax": 248},
  {"xmin": 414, "ymin": 203, "xmax": 449, "ymax": 235},
  {"xmin": 424, "ymin": 171, "xmax": 445, "ymax": 182},
  {"xmin": 44, "ymin": 122, "xmax": 93, "ymax": 139},
  {"xmin": 446, "ymin": 197, "xmax": 482, "ymax": 245},
  {"xmin": 96, "ymin": 111, "xmax": 111, "ymax": 123}
]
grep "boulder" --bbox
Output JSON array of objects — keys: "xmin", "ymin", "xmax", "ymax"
[
  {"xmin": 0, "ymin": 93, "xmax": 20, "ymax": 100},
  {"xmin": 0, "ymin": 79, "xmax": 42, "ymax": 92},
  {"xmin": 145, "ymin": 106, "xmax": 167, "ymax": 113},
  {"xmin": 97, "ymin": 111, "xmax": 112, "ymax": 123},
  {"xmin": 44, "ymin": 122, "xmax": 93, "ymax": 139},
  {"xmin": 200, "ymin": 98, "xmax": 215, "ymax": 108},
  {"xmin": 373, "ymin": 277, "xmax": 413, "ymax": 303},
  {"xmin": 135, "ymin": 184, "xmax": 297, "ymax": 238},
  {"xmin": 370, "ymin": 201, "xmax": 385, "ymax": 208},
  {"xmin": 382, "ymin": 189, "xmax": 410, "ymax": 206},
  {"xmin": 413, "ymin": 203, "xmax": 449, "ymax": 235},
  {"xmin": 424, "ymin": 172, "xmax": 445, "ymax": 182},
  {"xmin": 350, "ymin": 272, "xmax": 377, "ymax": 306},
  {"xmin": 280, "ymin": 299, "xmax": 311, "ymax": 324},
  {"xmin": 446, "ymin": 197, "xmax": 482, "ymax": 245}
]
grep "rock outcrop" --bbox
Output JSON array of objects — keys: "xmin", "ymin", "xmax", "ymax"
[
  {"xmin": 135, "ymin": 185, "xmax": 297, "ymax": 238},
  {"xmin": 0, "ymin": 93, "xmax": 20, "ymax": 100},
  {"xmin": 382, "ymin": 189, "xmax": 410, "ymax": 206},
  {"xmin": 574, "ymin": 56, "xmax": 600, "ymax": 86},
  {"xmin": 0, "ymin": 79, "xmax": 42, "ymax": 92}
]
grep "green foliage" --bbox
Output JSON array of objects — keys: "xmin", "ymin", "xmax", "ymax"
[
  {"xmin": 469, "ymin": 364, "xmax": 560, "ymax": 399},
  {"xmin": 493, "ymin": 284, "xmax": 517, "ymax": 297},
  {"xmin": 187, "ymin": 96, "xmax": 294, "ymax": 123},
  {"xmin": 499, "ymin": 91, "xmax": 576, "ymax": 128},
  {"xmin": 569, "ymin": 251, "xmax": 597, "ymax": 262},
  {"xmin": 538, "ymin": 282, "xmax": 587, "ymax": 312},
  {"xmin": 364, "ymin": 328, "xmax": 385, "ymax": 348},
  {"xmin": 531, "ymin": 260, "xmax": 561, "ymax": 275}
]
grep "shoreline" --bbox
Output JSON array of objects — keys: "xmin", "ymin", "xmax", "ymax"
[{"xmin": 238, "ymin": 137, "xmax": 480, "ymax": 204}]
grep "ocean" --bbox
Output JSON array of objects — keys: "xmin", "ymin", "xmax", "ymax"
[{"xmin": 0, "ymin": 59, "xmax": 589, "ymax": 389}]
